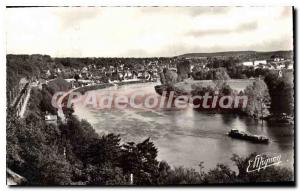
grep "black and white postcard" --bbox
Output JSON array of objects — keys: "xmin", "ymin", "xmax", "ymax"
[{"xmin": 5, "ymin": 5, "xmax": 295, "ymax": 186}]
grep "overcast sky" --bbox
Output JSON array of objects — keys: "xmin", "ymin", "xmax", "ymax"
[{"xmin": 6, "ymin": 6, "xmax": 293, "ymax": 57}]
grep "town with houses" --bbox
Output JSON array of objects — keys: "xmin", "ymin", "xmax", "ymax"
[{"xmin": 30, "ymin": 53, "xmax": 293, "ymax": 89}]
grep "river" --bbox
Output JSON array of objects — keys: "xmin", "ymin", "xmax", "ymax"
[{"xmin": 73, "ymin": 82, "xmax": 294, "ymax": 171}]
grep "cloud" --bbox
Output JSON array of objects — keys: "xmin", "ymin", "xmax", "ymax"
[
  {"xmin": 54, "ymin": 7, "xmax": 102, "ymax": 30},
  {"xmin": 6, "ymin": 7, "xmax": 293, "ymax": 57},
  {"xmin": 186, "ymin": 21, "xmax": 258, "ymax": 37},
  {"xmin": 238, "ymin": 21, "xmax": 258, "ymax": 31},
  {"xmin": 138, "ymin": 6, "xmax": 229, "ymax": 17},
  {"xmin": 187, "ymin": 6, "xmax": 230, "ymax": 17}
]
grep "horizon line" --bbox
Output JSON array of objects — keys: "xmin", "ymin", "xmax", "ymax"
[{"xmin": 6, "ymin": 49, "xmax": 293, "ymax": 59}]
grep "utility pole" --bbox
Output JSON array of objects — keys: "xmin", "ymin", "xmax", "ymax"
[
  {"xmin": 130, "ymin": 173, "xmax": 133, "ymax": 185},
  {"xmin": 63, "ymin": 146, "xmax": 67, "ymax": 159}
]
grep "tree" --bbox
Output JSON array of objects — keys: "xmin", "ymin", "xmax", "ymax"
[
  {"xmin": 85, "ymin": 134, "xmax": 122, "ymax": 167},
  {"xmin": 243, "ymin": 79, "xmax": 270, "ymax": 118},
  {"xmin": 264, "ymin": 72, "xmax": 294, "ymax": 115},
  {"xmin": 85, "ymin": 163, "xmax": 127, "ymax": 185},
  {"xmin": 176, "ymin": 59, "xmax": 190, "ymax": 81},
  {"xmin": 204, "ymin": 164, "xmax": 236, "ymax": 184},
  {"xmin": 164, "ymin": 166, "xmax": 203, "ymax": 184},
  {"xmin": 157, "ymin": 161, "xmax": 172, "ymax": 184},
  {"xmin": 63, "ymin": 117, "xmax": 99, "ymax": 164},
  {"xmin": 120, "ymin": 138, "xmax": 159, "ymax": 185},
  {"xmin": 164, "ymin": 69, "xmax": 178, "ymax": 86},
  {"xmin": 74, "ymin": 74, "xmax": 80, "ymax": 82}
]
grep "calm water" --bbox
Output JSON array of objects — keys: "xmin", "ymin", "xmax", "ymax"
[{"xmin": 74, "ymin": 82, "xmax": 294, "ymax": 171}]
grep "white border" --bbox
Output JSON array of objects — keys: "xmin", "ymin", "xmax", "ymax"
[
  {"xmin": 2, "ymin": 0, "xmax": 298, "ymax": 6},
  {"xmin": 0, "ymin": 1, "xmax": 298, "ymax": 191}
]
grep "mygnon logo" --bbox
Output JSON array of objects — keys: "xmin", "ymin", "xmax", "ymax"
[
  {"xmin": 51, "ymin": 90, "xmax": 248, "ymax": 111},
  {"xmin": 246, "ymin": 154, "xmax": 282, "ymax": 173}
]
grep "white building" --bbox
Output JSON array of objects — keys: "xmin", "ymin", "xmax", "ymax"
[
  {"xmin": 277, "ymin": 64, "xmax": 286, "ymax": 69},
  {"xmin": 242, "ymin": 61, "xmax": 254, "ymax": 67},
  {"xmin": 254, "ymin": 60, "xmax": 267, "ymax": 66},
  {"xmin": 46, "ymin": 70, "xmax": 51, "ymax": 77},
  {"xmin": 274, "ymin": 57, "xmax": 285, "ymax": 62},
  {"xmin": 82, "ymin": 67, "xmax": 88, "ymax": 72},
  {"xmin": 45, "ymin": 114, "xmax": 58, "ymax": 125},
  {"xmin": 287, "ymin": 63, "xmax": 293, "ymax": 70}
]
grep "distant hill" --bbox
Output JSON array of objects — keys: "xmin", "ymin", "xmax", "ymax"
[{"xmin": 178, "ymin": 50, "xmax": 293, "ymax": 60}]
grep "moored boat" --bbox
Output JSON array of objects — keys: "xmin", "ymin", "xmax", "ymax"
[{"xmin": 227, "ymin": 129, "xmax": 269, "ymax": 144}]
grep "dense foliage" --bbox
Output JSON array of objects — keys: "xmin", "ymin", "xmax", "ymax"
[
  {"xmin": 264, "ymin": 71, "xmax": 294, "ymax": 115},
  {"xmin": 192, "ymin": 67, "xmax": 231, "ymax": 81},
  {"xmin": 190, "ymin": 79, "xmax": 270, "ymax": 118},
  {"xmin": 242, "ymin": 79, "xmax": 270, "ymax": 118}
]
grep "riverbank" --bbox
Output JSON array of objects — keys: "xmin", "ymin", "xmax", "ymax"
[
  {"xmin": 155, "ymin": 79, "xmax": 256, "ymax": 97},
  {"xmin": 173, "ymin": 79, "xmax": 256, "ymax": 93},
  {"xmin": 73, "ymin": 79, "xmax": 151, "ymax": 94},
  {"xmin": 59, "ymin": 79, "xmax": 154, "ymax": 120},
  {"xmin": 155, "ymin": 78, "xmax": 273, "ymax": 119}
]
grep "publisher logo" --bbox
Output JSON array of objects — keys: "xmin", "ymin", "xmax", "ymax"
[{"xmin": 246, "ymin": 153, "xmax": 282, "ymax": 173}]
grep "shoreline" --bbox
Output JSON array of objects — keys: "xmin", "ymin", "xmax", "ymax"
[
  {"xmin": 58, "ymin": 79, "xmax": 156, "ymax": 121},
  {"xmin": 73, "ymin": 79, "xmax": 154, "ymax": 94}
]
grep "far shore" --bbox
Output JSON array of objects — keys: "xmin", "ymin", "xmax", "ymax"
[{"xmin": 73, "ymin": 79, "xmax": 154, "ymax": 94}]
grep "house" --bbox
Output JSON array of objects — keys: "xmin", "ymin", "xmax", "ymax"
[
  {"xmin": 274, "ymin": 57, "xmax": 285, "ymax": 62},
  {"xmin": 254, "ymin": 60, "xmax": 267, "ymax": 66},
  {"xmin": 19, "ymin": 77, "xmax": 28, "ymax": 86},
  {"xmin": 56, "ymin": 68, "xmax": 61, "ymax": 73},
  {"xmin": 137, "ymin": 72, "xmax": 144, "ymax": 78},
  {"xmin": 38, "ymin": 79, "xmax": 47, "ymax": 90},
  {"xmin": 277, "ymin": 64, "xmax": 286, "ymax": 69},
  {"xmin": 82, "ymin": 67, "xmax": 88, "ymax": 72},
  {"xmin": 278, "ymin": 70, "xmax": 283, "ymax": 78},
  {"xmin": 45, "ymin": 114, "xmax": 58, "ymax": 125},
  {"xmin": 124, "ymin": 70, "xmax": 133, "ymax": 79},
  {"xmin": 46, "ymin": 70, "xmax": 51, "ymax": 77},
  {"xmin": 109, "ymin": 66, "xmax": 115, "ymax": 72},
  {"xmin": 242, "ymin": 61, "xmax": 254, "ymax": 67},
  {"xmin": 19, "ymin": 78, "xmax": 28, "ymax": 91},
  {"xmin": 287, "ymin": 63, "xmax": 293, "ymax": 70}
]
